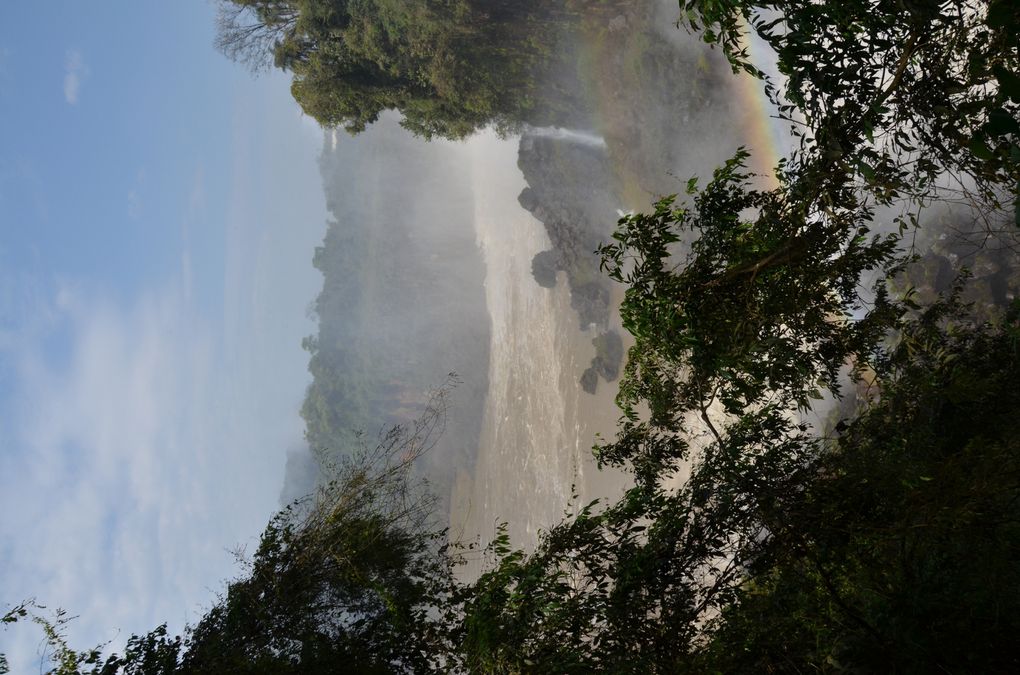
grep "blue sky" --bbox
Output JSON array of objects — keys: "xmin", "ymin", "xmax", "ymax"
[{"xmin": 0, "ymin": 2, "xmax": 328, "ymax": 667}]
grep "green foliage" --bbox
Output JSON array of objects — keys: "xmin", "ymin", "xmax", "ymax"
[
  {"xmin": 693, "ymin": 300, "xmax": 1020, "ymax": 673},
  {"xmin": 597, "ymin": 149, "xmax": 903, "ymax": 482},
  {"xmin": 461, "ymin": 297, "xmax": 1020, "ymax": 673},
  {"xmin": 0, "ymin": 604, "xmax": 112, "ymax": 675},
  {"xmin": 458, "ymin": 2, "xmax": 1020, "ymax": 671},
  {"xmin": 458, "ymin": 349, "xmax": 829, "ymax": 671},
  {"xmin": 178, "ymin": 393, "xmax": 459, "ymax": 674},
  {"xmin": 0, "ymin": 603, "xmax": 29, "ymax": 675},
  {"xmin": 99, "ymin": 627, "xmax": 182, "ymax": 675},
  {"xmin": 217, "ymin": 0, "xmax": 584, "ymax": 138},
  {"xmin": 300, "ymin": 215, "xmax": 387, "ymax": 460},
  {"xmin": 681, "ymin": 0, "xmax": 1020, "ymax": 212}
]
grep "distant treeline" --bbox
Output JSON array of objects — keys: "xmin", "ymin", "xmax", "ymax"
[{"xmin": 299, "ymin": 121, "xmax": 489, "ymax": 487}]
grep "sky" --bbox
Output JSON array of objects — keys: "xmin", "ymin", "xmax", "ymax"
[{"xmin": 0, "ymin": 2, "xmax": 328, "ymax": 668}]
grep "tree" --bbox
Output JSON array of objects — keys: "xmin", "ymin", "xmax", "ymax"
[
  {"xmin": 596, "ymin": 149, "xmax": 903, "ymax": 483},
  {"xmin": 461, "ymin": 406, "xmax": 819, "ymax": 672},
  {"xmin": 179, "ymin": 389, "xmax": 461, "ymax": 674},
  {"xmin": 459, "ymin": 2, "xmax": 1020, "ymax": 671},
  {"xmin": 215, "ymin": 0, "xmax": 583, "ymax": 138},
  {"xmin": 691, "ymin": 298, "xmax": 1020, "ymax": 673},
  {"xmin": 589, "ymin": 0, "xmax": 1020, "ymax": 483},
  {"xmin": 681, "ymin": 0, "xmax": 1020, "ymax": 219},
  {"xmin": 214, "ymin": 0, "xmax": 300, "ymax": 73}
]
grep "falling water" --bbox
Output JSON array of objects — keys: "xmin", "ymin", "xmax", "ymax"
[
  {"xmin": 447, "ymin": 130, "xmax": 629, "ymax": 579},
  {"xmin": 525, "ymin": 126, "xmax": 608, "ymax": 149},
  {"xmin": 452, "ymin": 131, "xmax": 575, "ymax": 557}
]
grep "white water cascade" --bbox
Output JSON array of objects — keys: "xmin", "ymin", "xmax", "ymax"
[
  {"xmin": 525, "ymin": 126, "xmax": 608, "ymax": 149},
  {"xmin": 448, "ymin": 130, "xmax": 628, "ymax": 579}
]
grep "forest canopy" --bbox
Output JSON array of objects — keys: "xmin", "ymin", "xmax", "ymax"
[{"xmin": 215, "ymin": 0, "xmax": 586, "ymax": 138}]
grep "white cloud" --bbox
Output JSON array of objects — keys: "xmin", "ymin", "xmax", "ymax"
[
  {"xmin": 0, "ymin": 75, "xmax": 329, "ymax": 670},
  {"xmin": 0, "ymin": 278, "xmax": 291, "ymax": 670},
  {"xmin": 179, "ymin": 167, "xmax": 205, "ymax": 305},
  {"xmin": 63, "ymin": 50, "xmax": 88, "ymax": 105}
]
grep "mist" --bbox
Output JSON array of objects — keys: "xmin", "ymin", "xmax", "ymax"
[
  {"xmin": 279, "ymin": 1, "xmax": 775, "ymax": 560},
  {"xmin": 281, "ymin": 115, "xmax": 489, "ymax": 506}
]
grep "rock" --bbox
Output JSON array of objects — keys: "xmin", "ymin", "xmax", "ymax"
[
  {"xmin": 961, "ymin": 277, "xmax": 996, "ymax": 316},
  {"xmin": 580, "ymin": 367, "xmax": 599, "ymax": 394},
  {"xmin": 532, "ymin": 249, "xmax": 562, "ymax": 288},
  {"xmin": 517, "ymin": 134, "xmax": 620, "ymax": 329},
  {"xmin": 572, "ymin": 281, "xmax": 611, "ymax": 328},
  {"xmin": 972, "ymin": 252, "xmax": 1001, "ymax": 279},
  {"xmin": 518, "ymin": 186, "xmax": 539, "ymax": 212},
  {"xmin": 591, "ymin": 330, "xmax": 624, "ymax": 381}
]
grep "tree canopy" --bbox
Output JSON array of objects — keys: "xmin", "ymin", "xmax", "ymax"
[
  {"xmin": 216, "ymin": 0, "xmax": 584, "ymax": 138},
  {"xmin": 683, "ymin": 0, "xmax": 1020, "ymax": 215},
  {"xmin": 597, "ymin": 150, "xmax": 902, "ymax": 482},
  {"xmin": 461, "ymin": 294, "xmax": 1020, "ymax": 673}
]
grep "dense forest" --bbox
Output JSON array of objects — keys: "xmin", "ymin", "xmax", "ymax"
[
  {"xmin": 5, "ymin": 0, "xmax": 1020, "ymax": 672},
  {"xmin": 292, "ymin": 119, "xmax": 490, "ymax": 503}
]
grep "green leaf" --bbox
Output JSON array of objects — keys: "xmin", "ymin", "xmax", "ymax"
[
  {"xmin": 993, "ymin": 65, "xmax": 1020, "ymax": 102},
  {"xmin": 968, "ymin": 135, "xmax": 995, "ymax": 160},
  {"xmin": 987, "ymin": 0, "xmax": 1015, "ymax": 29},
  {"xmin": 858, "ymin": 161, "xmax": 876, "ymax": 182},
  {"xmin": 986, "ymin": 108, "xmax": 1020, "ymax": 136}
]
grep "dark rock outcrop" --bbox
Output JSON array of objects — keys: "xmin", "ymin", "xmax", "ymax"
[
  {"xmin": 517, "ymin": 135, "xmax": 618, "ymax": 329},
  {"xmin": 531, "ymin": 249, "xmax": 562, "ymax": 288},
  {"xmin": 590, "ymin": 330, "xmax": 624, "ymax": 381},
  {"xmin": 517, "ymin": 134, "xmax": 624, "ymax": 390}
]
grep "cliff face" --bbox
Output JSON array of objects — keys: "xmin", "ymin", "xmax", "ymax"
[
  {"xmin": 899, "ymin": 210, "xmax": 1020, "ymax": 320},
  {"xmin": 516, "ymin": 133, "xmax": 625, "ymax": 394},
  {"xmin": 512, "ymin": 1, "xmax": 744, "ymax": 394},
  {"xmin": 517, "ymin": 135, "xmax": 618, "ymax": 330},
  {"xmin": 285, "ymin": 120, "xmax": 490, "ymax": 508}
]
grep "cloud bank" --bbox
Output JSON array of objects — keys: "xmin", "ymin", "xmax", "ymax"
[{"xmin": 0, "ymin": 276, "xmax": 291, "ymax": 669}]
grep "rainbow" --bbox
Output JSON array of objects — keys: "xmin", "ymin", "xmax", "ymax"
[
  {"xmin": 731, "ymin": 26, "xmax": 791, "ymax": 189},
  {"xmin": 573, "ymin": 9, "xmax": 792, "ymax": 201}
]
